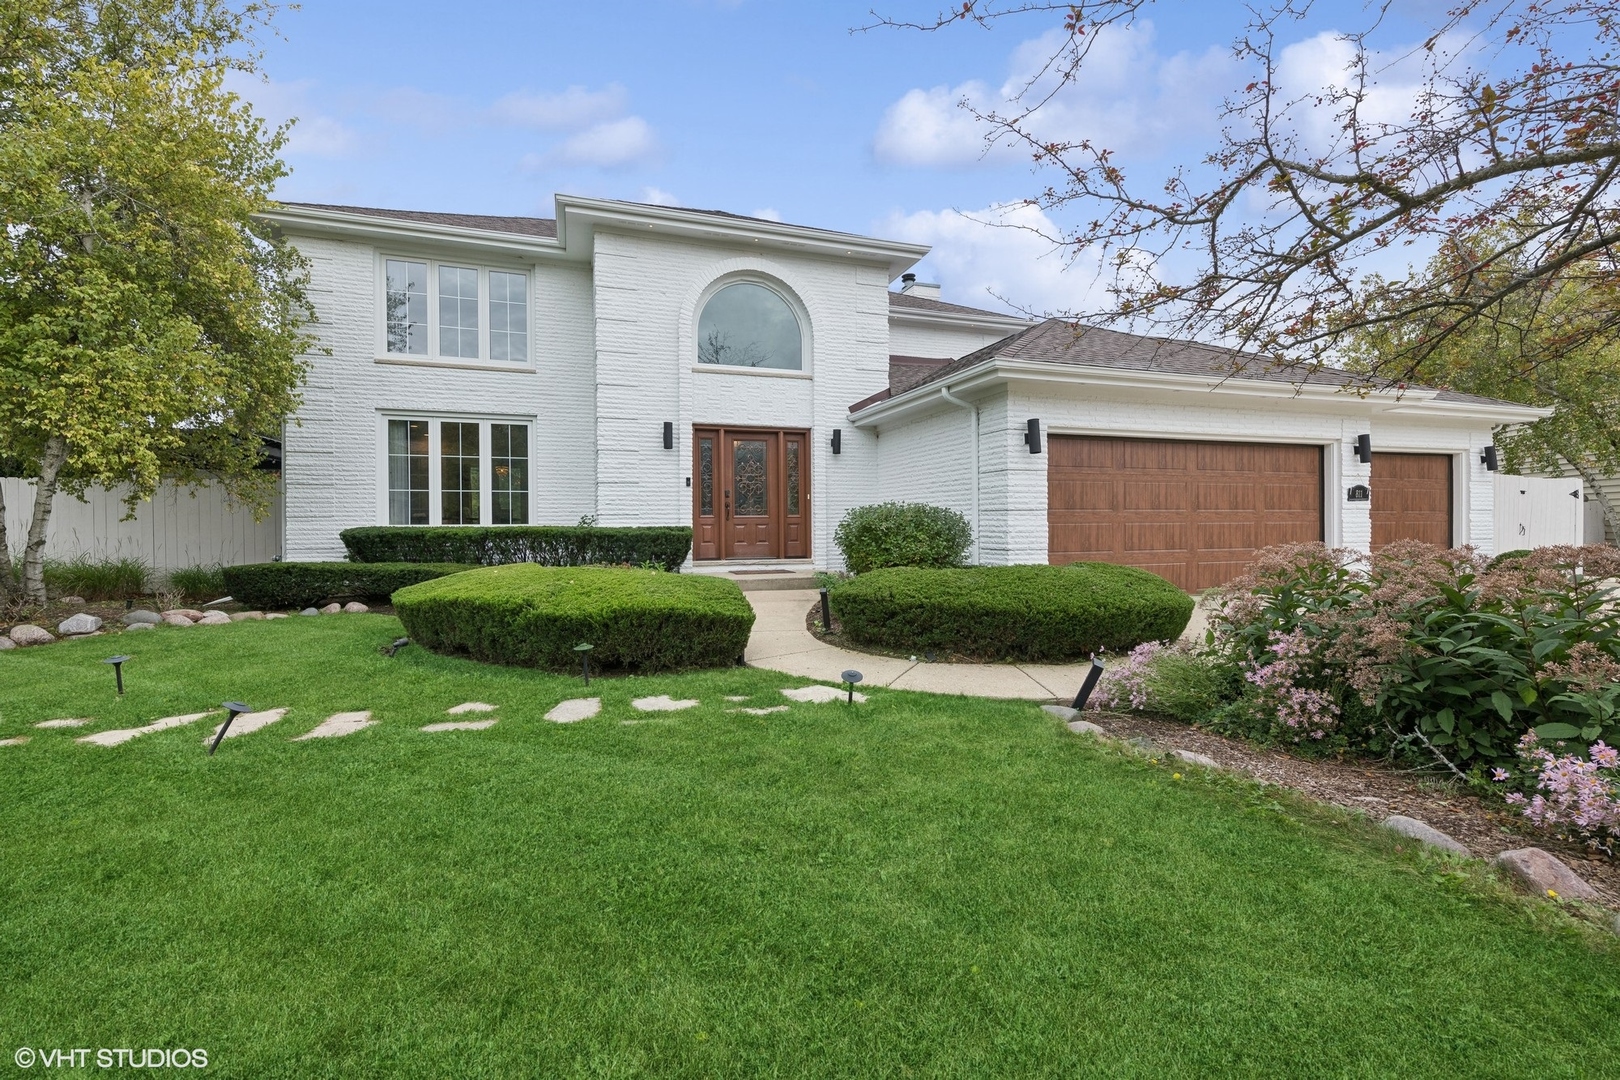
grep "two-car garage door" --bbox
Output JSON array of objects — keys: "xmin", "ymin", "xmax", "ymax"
[{"xmin": 1047, "ymin": 436, "xmax": 1454, "ymax": 591}]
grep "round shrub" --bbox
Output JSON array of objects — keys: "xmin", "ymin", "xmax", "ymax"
[
  {"xmin": 392, "ymin": 564, "xmax": 755, "ymax": 673},
  {"xmin": 834, "ymin": 502, "xmax": 972, "ymax": 574},
  {"xmin": 828, "ymin": 563, "xmax": 1193, "ymax": 662}
]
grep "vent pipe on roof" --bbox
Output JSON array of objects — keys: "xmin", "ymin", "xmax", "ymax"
[{"xmin": 899, "ymin": 273, "xmax": 942, "ymax": 300}]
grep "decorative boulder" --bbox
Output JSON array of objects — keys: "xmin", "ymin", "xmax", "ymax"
[
  {"xmin": 299, "ymin": 608, "xmax": 319, "ymax": 617},
  {"xmin": 122, "ymin": 610, "xmax": 162, "ymax": 626},
  {"xmin": 343, "ymin": 601, "xmax": 370, "ymax": 614},
  {"xmin": 0, "ymin": 637, "xmax": 15, "ymax": 650},
  {"xmin": 1168, "ymin": 748, "xmax": 1222, "ymax": 770},
  {"xmin": 162, "ymin": 608, "xmax": 206, "ymax": 621},
  {"xmin": 1382, "ymin": 815, "xmax": 1469, "ymax": 857},
  {"xmin": 195, "ymin": 611, "xmax": 231, "ymax": 626},
  {"xmin": 1066, "ymin": 719, "xmax": 1108, "ymax": 737},
  {"xmin": 1042, "ymin": 704, "xmax": 1079, "ymax": 721},
  {"xmin": 1493, "ymin": 847, "xmax": 1600, "ymax": 900},
  {"xmin": 265, "ymin": 613, "xmax": 290, "ymax": 619},
  {"xmin": 9, "ymin": 624, "xmax": 55, "ymax": 647},
  {"xmin": 59, "ymin": 595, "xmax": 86, "ymax": 605},
  {"xmin": 162, "ymin": 614, "xmax": 195, "ymax": 627},
  {"xmin": 320, "ymin": 603, "xmax": 342, "ymax": 614},
  {"xmin": 58, "ymin": 613, "xmax": 104, "ymax": 636},
  {"xmin": 125, "ymin": 623, "xmax": 154, "ymax": 632},
  {"xmin": 229, "ymin": 611, "xmax": 266, "ymax": 621}
]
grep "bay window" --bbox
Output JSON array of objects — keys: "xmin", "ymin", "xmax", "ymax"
[
  {"xmin": 384, "ymin": 416, "xmax": 531, "ymax": 526},
  {"xmin": 382, "ymin": 257, "xmax": 529, "ymax": 363}
]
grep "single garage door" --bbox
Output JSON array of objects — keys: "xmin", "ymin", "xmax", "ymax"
[
  {"xmin": 1371, "ymin": 452, "xmax": 1453, "ymax": 549},
  {"xmin": 1048, "ymin": 435, "xmax": 1323, "ymax": 591}
]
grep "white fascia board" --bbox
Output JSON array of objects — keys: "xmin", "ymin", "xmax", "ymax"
[
  {"xmin": 850, "ymin": 357, "xmax": 1549, "ymax": 426},
  {"xmin": 554, "ymin": 194, "xmax": 930, "ymax": 277},
  {"xmin": 886, "ymin": 306, "xmax": 1035, "ymax": 334},
  {"xmin": 256, "ymin": 205, "xmax": 565, "ymax": 260}
]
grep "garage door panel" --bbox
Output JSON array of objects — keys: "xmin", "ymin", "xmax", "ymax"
[
  {"xmin": 1371, "ymin": 452, "xmax": 1452, "ymax": 548},
  {"xmin": 1048, "ymin": 435, "xmax": 1323, "ymax": 591}
]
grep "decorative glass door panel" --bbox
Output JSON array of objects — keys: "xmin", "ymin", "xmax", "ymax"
[
  {"xmin": 692, "ymin": 427, "xmax": 810, "ymax": 560},
  {"xmin": 728, "ymin": 437, "xmax": 774, "ymax": 558}
]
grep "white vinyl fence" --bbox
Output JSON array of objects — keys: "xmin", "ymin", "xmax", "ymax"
[
  {"xmin": 2, "ymin": 478, "xmax": 281, "ymax": 574},
  {"xmin": 1494, "ymin": 474, "xmax": 1585, "ymax": 551}
]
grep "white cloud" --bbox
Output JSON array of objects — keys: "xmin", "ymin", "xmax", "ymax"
[
  {"xmin": 874, "ymin": 82, "xmax": 1011, "ymax": 167},
  {"xmin": 225, "ymin": 73, "xmax": 358, "ymax": 159},
  {"xmin": 555, "ymin": 117, "xmax": 660, "ymax": 167},
  {"xmin": 751, "ymin": 207, "xmax": 782, "ymax": 221},
  {"xmin": 640, "ymin": 186, "xmax": 681, "ymax": 206},
  {"xmin": 490, "ymin": 84, "xmax": 629, "ymax": 131},
  {"xmin": 877, "ymin": 202, "xmax": 1118, "ymax": 316}
]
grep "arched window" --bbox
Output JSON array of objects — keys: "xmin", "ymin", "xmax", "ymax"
[{"xmin": 697, "ymin": 282, "xmax": 803, "ymax": 370}]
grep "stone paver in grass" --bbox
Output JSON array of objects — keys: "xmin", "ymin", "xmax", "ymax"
[
  {"xmin": 781, "ymin": 685, "xmax": 866, "ymax": 704},
  {"xmin": 724, "ymin": 695, "xmax": 750, "ymax": 702},
  {"xmin": 80, "ymin": 711, "xmax": 217, "ymax": 747},
  {"xmin": 203, "ymin": 708, "xmax": 289, "ymax": 745},
  {"xmin": 421, "ymin": 720, "xmax": 498, "ymax": 732},
  {"xmin": 35, "ymin": 718, "xmax": 92, "ymax": 729},
  {"xmin": 632, "ymin": 695, "xmax": 699, "ymax": 712},
  {"xmin": 295, "ymin": 711, "xmax": 376, "ymax": 740},
  {"xmin": 546, "ymin": 698, "xmax": 600, "ymax": 723},
  {"xmin": 447, "ymin": 702, "xmax": 498, "ymax": 715},
  {"xmin": 0, "ymin": 736, "xmax": 30, "ymax": 747},
  {"xmin": 736, "ymin": 705, "xmax": 790, "ymax": 716}
]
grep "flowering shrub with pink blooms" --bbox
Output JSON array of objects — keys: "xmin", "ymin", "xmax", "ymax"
[
  {"xmin": 1090, "ymin": 541, "xmax": 1620, "ymax": 772},
  {"xmin": 1499, "ymin": 733, "xmax": 1620, "ymax": 855}
]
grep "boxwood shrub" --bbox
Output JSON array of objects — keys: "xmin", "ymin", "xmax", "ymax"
[
  {"xmin": 833, "ymin": 502, "xmax": 972, "ymax": 574},
  {"xmin": 338, "ymin": 525, "xmax": 693, "ymax": 571},
  {"xmin": 828, "ymin": 563, "xmax": 1193, "ymax": 662},
  {"xmin": 221, "ymin": 562, "xmax": 475, "ymax": 610},
  {"xmin": 392, "ymin": 564, "xmax": 755, "ymax": 673}
]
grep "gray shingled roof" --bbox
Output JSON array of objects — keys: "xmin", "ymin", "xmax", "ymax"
[
  {"xmin": 886, "ymin": 317, "xmax": 1526, "ymax": 408},
  {"xmin": 277, "ymin": 202, "xmax": 559, "ymax": 238},
  {"xmin": 887, "ymin": 291, "xmax": 1025, "ymax": 321}
]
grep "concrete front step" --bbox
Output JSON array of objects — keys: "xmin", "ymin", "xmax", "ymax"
[{"xmin": 689, "ymin": 565, "xmax": 821, "ymax": 592}]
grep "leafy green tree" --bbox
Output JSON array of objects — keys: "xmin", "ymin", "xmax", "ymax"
[{"xmin": 0, "ymin": 0, "xmax": 313, "ymax": 602}]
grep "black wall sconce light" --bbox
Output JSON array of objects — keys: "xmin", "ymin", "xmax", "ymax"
[
  {"xmin": 831, "ymin": 428, "xmax": 842, "ymax": 455},
  {"xmin": 662, "ymin": 421, "xmax": 674, "ymax": 450},
  {"xmin": 1354, "ymin": 434, "xmax": 1372, "ymax": 464},
  {"xmin": 1481, "ymin": 444, "xmax": 1500, "ymax": 471},
  {"xmin": 1024, "ymin": 418, "xmax": 1043, "ymax": 454}
]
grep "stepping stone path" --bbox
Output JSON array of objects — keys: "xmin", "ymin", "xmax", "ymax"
[
  {"xmin": 737, "ymin": 705, "xmax": 790, "ymax": 716},
  {"xmin": 724, "ymin": 696, "xmax": 750, "ymax": 702},
  {"xmin": 545, "ymin": 698, "xmax": 600, "ymax": 723},
  {"xmin": 58, "ymin": 613, "xmax": 103, "ymax": 635},
  {"xmin": 80, "ymin": 711, "xmax": 216, "ymax": 747},
  {"xmin": 632, "ymin": 695, "xmax": 699, "ymax": 712},
  {"xmin": 35, "ymin": 718, "xmax": 91, "ymax": 729},
  {"xmin": 296, "ymin": 711, "xmax": 375, "ymax": 740},
  {"xmin": 781, "ymin": 685, "xmax": 865, "ymax": 704},
  {"xmin": 421, "ymin": 720, "xmax": 498, "ymax": 732},
  {"xmin": 8, "ymin": 624, "xmax": 55, "ymax": 647},
  {"xmin": 203, "ymin": 708, "xmax": 288, "ymax": 744},
  {"xmin": 1494, "ymin": 847, "xmax": 1601, "ymax": 901},
  {"xmin": 0, "ymin": 736, "xmax": 29, "ymax": 747},
  {"xmin": 1382, "ymin": 815, "xmax": 1469, "ymax": 857},
  {"xmin": 447, "ymin": 702, "xmax": 498, "ymax": 714}
]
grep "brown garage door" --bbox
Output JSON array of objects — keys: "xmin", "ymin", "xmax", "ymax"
[
  {"xmin": 1371, "ymin": 453, "xmax": 1453, "ymax": 549},
  {"xmin": 1048, "ymin": 435, "xmax": 1323, "ymax": 591}
]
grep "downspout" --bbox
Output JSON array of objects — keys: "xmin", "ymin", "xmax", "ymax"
[{"xmin": 938, "ymin": 384, "xmax": 980, "ymax": 564}]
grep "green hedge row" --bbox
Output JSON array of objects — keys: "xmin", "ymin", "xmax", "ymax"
[
  {"xmin": 221, "ymin": 562, "xmax": 475, "ymax": 610},
  {"xmin": 338, "ymin": 525, "xmax": 693, "ymax": 571},
  {"xmin": 393, "ymin": 564, "xmax": 753, "ymax": 672},
  {"xmin": 829, "ymin": 563, "xmax": 1193, "ymax": 662}
]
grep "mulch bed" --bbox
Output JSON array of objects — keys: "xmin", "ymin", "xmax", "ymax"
[{"xmin": 1087, "ymin": 708, "xmax": 1620, "ymax": 906}]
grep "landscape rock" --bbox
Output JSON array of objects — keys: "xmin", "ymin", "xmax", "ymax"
[
  {"xmin": 60, "ymin": 595, "xmax": 86, "ymax": 605},
  {"xmin": 125, "ymin": 622, "xmax": 154, "ymax": 632},
  {"xmin": 447, "ymin": 702, "xmax": 497, "ymax": 714},
  {"xmin": 161, "ymin": 609, "xmax": 205, "ymax": 621},
  {"xmin": 545, "ymin": 698, "xmax": 600, "ymax": 723},
  {"xmin": 632, "ymin": 695, "xmax": 700, "ymax": 712},
  {"xmin": 9, "ymin": 624, "xmax": 55, "ymax": 647},
  {"xmin": 1042, "ymin": 704, "xmax": 1079, "ymax": 721},
  {"xmin": 1493, "ymin": 847, "xmax": 1601, "ymax": 901},
  {"xmin": 781, "ymin": 684, "xmax": 866, "ymax": 704},
  {"xmin": 58, "ymin": 613, "xmax": 103, "ymax": 636},
  {"xmin": 1066, "ymin": 719, "xmax": 1108, "ymax": 737},
  {"xmin": 299, "ymin": 608, "xmax": 319, "ymax": 617},
  {"xmin": 1125, "ymin": 736, "xmax": 1161, "ymax": 755},
  {"xmin": 343, "ymin": 602, "xmax": 369, "ymax": 614},
  {"xmin": 121, "ymin": 610, "xmax": 162, "ymax": 626},
  {"xmin": 195, "ymin": 611, "xmax": 231, "ymax": 626},
  {"xmin": 0, "ymin": 637, "xmax": 14, "ymax": 650},
  {"xmin": 162, "ymin": 614, "xmax": 194, "ymax": 627},
  {"xmin": 295, "ymin": 711, "xmax": 376, "ymax": 740},
  {"xmin": 320, "ymin": 603, "xmax": 341, "ymax": 615},
  {"xmin": 229, "ymin": 611, "xmax": 266, "ymax": 621},
  {"xmin": 1169, "ymin": 748, "xmax": 1222, "ymax": 770},
  {"xmin": 1382, "ymin": 815, "xmax": 1470, "ymax": 857},
  {"xmin": 421, "ymin": 720, "xmax": 497, "ymax": 732},
  {"xmin": 265, "ymin": 613, "xmax": 290, "ymax": 620}
]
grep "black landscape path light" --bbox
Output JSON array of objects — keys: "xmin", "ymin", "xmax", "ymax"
[
  {"xmin": 576, "ymin": 642, "xmax": 594, "ymax": 686},
  {"xmin": 842, "ymin": 669, "xmax": 863, "ymax": 704},
  {"xmin": 819, "ymin": 587, "xmax": 832, "ymax": 631},
  {"xmin": 1071, "ymin": 656, "xmax": 1105, "ymax": 711},
  {"xmin": 209, "ymin": 702, "xmax": 250, "ymax": 756},
  {"xmin": 101, "ymin": 655, "xmax": 132, "ymax": 696},
  {"xmin": 384, "ymin": 636, "xmax": 410, "ymax": 657}
]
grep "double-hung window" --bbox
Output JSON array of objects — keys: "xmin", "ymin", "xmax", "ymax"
[
  {"xmin": 383, "ymin": 258, "xmax": 529, "ymax": 363},
  {"xmin": 386, "ymin": 417, "xmax": 532, "ymax": 526}
]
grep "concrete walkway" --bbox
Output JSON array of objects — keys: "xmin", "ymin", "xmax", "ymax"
[{"xmin": 743, "ymin": 589, "xmax": 1096, "ymax": 701}]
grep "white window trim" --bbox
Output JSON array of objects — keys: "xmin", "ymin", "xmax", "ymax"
[
  {"xmin": 376, "ymin": 411, "xmax": 537, "ymax": 527},
  {"xmin": 375, "ymin": 253, "xmax": 534, "ymax": 370}
]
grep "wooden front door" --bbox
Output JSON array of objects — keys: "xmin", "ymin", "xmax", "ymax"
[{"xmin": 693, "ymin": 427, "xmax": 810, "ymax": 560}]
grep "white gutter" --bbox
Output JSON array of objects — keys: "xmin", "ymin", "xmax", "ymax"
[{"xmin": 938, "ymin": 384, "xmax": 980, "ymax": 564}]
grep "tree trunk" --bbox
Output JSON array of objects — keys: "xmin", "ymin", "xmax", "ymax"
[
  {"xmin": 1564, "ymin": 457, "xmax": 1619, "ymax": 544},
  {"xmin": 0, "ymin": 478, "xmax": 11, "ymax": 603},
  {"xmin": 21, "ymin": 435, "xmax": 67, "ymax": 603}
]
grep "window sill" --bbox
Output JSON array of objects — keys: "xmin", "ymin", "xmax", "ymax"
[
  {"xmin": 375, "ymin": 356, "xmax": 534, "ymax": 374},
  {"xmin": 691, "ymin": 365, "xmax": 812, "ymax": 380}
]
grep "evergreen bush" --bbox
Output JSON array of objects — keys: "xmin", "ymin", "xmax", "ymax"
[
  {"xmin": 338, "ymin": 525, "xmax": 692, "ymax": 571},
  {"xmin": 833, "ymin": 503, "xmax": 972, "ymax": 574},
  {"xmin": 221, "ymin": 562, "xmax": 474, "ymax": 610}
]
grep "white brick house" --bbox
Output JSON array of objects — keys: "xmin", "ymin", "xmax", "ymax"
[{"xmin": 262, "ymin": 197, "xmax": 1544, "ymax": 590}]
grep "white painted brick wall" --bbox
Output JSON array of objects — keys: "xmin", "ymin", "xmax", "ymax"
[{"xmin": 887, "ymin": 320, "xmax": 1018, "ymax": 360}]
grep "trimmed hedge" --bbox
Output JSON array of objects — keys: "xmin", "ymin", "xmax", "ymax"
[
  {"xmin": 834, "ymin": 502, "xmax": 972, "ymax": 574},
  {"xmin": 222, "ymin": 562, "xmax": 476, "ymax": 610},
  {"xmin": 339, "ymin": 525, "xmax": 693, "ymax": 571},
  {"xmin": 829, "ymin": 563, "xmax": 1193, "ymax": 662},
  {"xmin": 392, "ymin": 564, "xmax": 755, "ymax": 673}
]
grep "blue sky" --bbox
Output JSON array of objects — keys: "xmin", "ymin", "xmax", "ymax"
[{"xmin": 245, "ymin": 1, "xmax": 1468, "ymax": 315}]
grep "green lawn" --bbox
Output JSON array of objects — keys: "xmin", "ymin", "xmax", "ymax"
[{"xmin": 2, "ymin": 615, "xmax": 1618, "ymax": 1077}]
